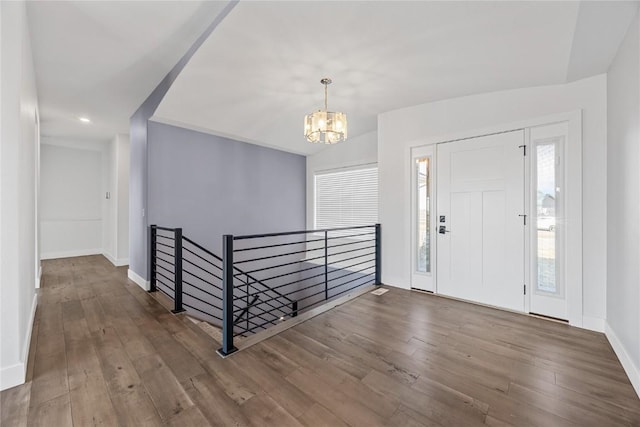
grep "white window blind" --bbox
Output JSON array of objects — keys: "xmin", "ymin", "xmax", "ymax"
[{"xmin": 314, "ymin": 166, "xmax": 378, "ymax": 231}]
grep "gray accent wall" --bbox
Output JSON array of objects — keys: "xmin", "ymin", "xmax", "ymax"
[
  {"xmin": 147, "ymin": 121, "xmax": 306, "ymax": 254},
  {"xmin": 129, "ymin": 1, "xmax": 238, "ymax": 280}
]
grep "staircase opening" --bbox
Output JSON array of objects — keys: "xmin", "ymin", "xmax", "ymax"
[{"xmin": 148, "ymin": 224, "xmax": 381, "ymax": 357}]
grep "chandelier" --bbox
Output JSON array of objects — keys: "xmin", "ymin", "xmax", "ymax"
[{"xmin": 304, "ymin": 78, "xmax": 347, "ymax": 144}]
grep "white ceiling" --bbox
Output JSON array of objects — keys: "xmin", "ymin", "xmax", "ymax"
[
  {"xmin": 154, "ymin": 0, "xmax": 637, "ymax": 155},
  {"xmin": 27, "ymin": 0, "xmax": 231, "ymax": 142},
  {"xmin": 28, "ymin": 1, "xmax": 638, "ymax": 153}
]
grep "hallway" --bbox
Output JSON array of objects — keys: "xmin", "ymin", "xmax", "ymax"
[{"xmin": 1, "ymin": 256, "xmax": 639, "ymax": 426}]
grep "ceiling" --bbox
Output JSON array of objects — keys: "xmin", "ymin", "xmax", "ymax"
[
  {"xmin": 27, "ymin": 0, "xmax": 231, "ymax": 142},
  {"xmin": 28, "ymin": 1, "xmax": 638, "ymax": 153}
]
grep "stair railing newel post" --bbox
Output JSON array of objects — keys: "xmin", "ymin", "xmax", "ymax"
[
  {"xmin": 375, "ymin": 223, "xmax": 381, "ymax": 285},
  {"xmin": 148, "ymin": 225, "xmax": 157, "ymax": 292},
  {"xmin": 172, "ymin": 228, "xmax": 186, "ymax": 313},
  {"xmin": 218, "ymin": 234, "xmax": 238, "ymax": 357},
  {"xmin": 324, "ymin": 230, "xmax": 329, "ymax": 301}
]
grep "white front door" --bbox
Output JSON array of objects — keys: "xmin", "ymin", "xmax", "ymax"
[{"xmin": 436, "ymin": 130, "xmax": 526, "ymax": 312}]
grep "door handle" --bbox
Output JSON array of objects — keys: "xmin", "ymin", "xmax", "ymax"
[{"xmin": 439, "ymin": 226, "xmax": 450, "ymax": 234}]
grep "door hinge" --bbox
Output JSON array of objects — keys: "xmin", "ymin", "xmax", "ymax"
[
  {"xmin": 518, "ymin": 214, "xmax": 527, "ymax": 225},
  {"xmin": 518, "ymin": 144, "xmax": 527, "ymax": 156},
  {"xmin": 524, "ymin": 284, "xmax": 526, "ymax": 295}
]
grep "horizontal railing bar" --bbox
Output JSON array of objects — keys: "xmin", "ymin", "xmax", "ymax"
[
  {"xmin": 182, "ymin": 302, "xmax": 223, "ymax": 322},
  {"xmin": 330, "ymin": 276, "xmax": 376, "ymax": 298},
  {"xmin": 234, "ymin": 263, "xmax": 325, "ymax": 288},
  {"xmin": 155, "ymin": 270, "xmax": 175, "ymax": 286},
  {"xmin": 238, "ymin": 282, "xmax": 321, "ymax": 315},
  {"xmin": 235, "ymin": 254, "xmax": 326, "ymax": 276},
  {"xmin": 241, "ymin": 311, "xmax": 293, "ymax": 333},
  {"xmin": 156, "ymin": 248, "xmax": 174, "ymax": 258},
  {"xmin": 326, "ymin": 265, "xmax": 376, "ymax": 284},
  {"xmin": 327, "ymin": 231, "xmax": 375, "ymax": 240},
  {"xmin": 230, "ymin": 301, "xmax": 281, "ymax": 332},
  {"xmin": 326, "ymin": 252, "xmax": 375, "ymax": 267},
  {"xmin": 233, "ymin": 267, "xmax": 293, "ymax": 303},
  {"xmin": 243, "ymin": 262, "xmax": 371, "ymax": 304},
  {"xmin": 231, "ymin": 293, "xmax": 292, "ymax": 318},
  {"xmin": 156, "ymin": 234, "xmax": 175, "ymax": 241},
  {"xmin": 328, "ymin": 272, "xmax": 376, "ymax": 292},
  {"xmin": 233, "ymin": 224, "xmax": 375, "ymax": 240},
  {"xmin": 241, "ymin": 271, "xmax": 327, "ymax": 298},
  {"xmin": 327, "ymin": 258, "xmax": 376, "ymax": 274},
  {"xmin": 233, "ymin": 237, "xmax": 326, "ymax": 253},
  {"xmin": 154, "ymin": 226, "xmax": 178, "ymax": 232},
  {"xmin": 234, "ymin": 246, "xmax": 324, "ymax": 265},
  {"xmin": 326, "ymin": 238, "xmax": 376, "ymax": 250},
  {"xmin": 183, "ymin": 246, "xmax": 221, "ymax": 271},
  {"xmin": 154, "ymin": 262, "xmax": 174, "ymax": 277},
  {"xmin": 157, "ymin": 285, "xmax": 174, "ymax": 299},
  {"xmin": 183, "ymin": 269, "xmax": 222, "ymax": 291},
  {"xmin": 182, "ymin": 279, "xmax": 222, "ymax": 305},
  {"xmin": 156, "ymin": 277, "xmax": 174, "ymax": 292},
  {"xmin": 182, "ymin": 236, "xmax": 223, "ymax": 262},
  {"xmin": 182, "ymin": 290, "xmax": 224, "ymax": 313},
  {"xmin": 183, "ymin": 258, "xmax": 223, "ymax": 282},
  {"xmin": 156, "ymin": 241, "xmax": 175, "ymax": 250},
  {"xmin": 327, "ymin": 245, "xmax": 376, "ymax": 258},
  {"xmin": 154, "ymin": 258, "xmax": 175, "ymax": 269}
]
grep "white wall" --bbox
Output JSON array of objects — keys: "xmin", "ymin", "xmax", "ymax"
[
  {"xmin": 606, "ymin": 9, "xmax": 640, "ymax": 397},
  {"xmin": 306, "ymin": 131, "xmax": 378, "ymax": 229},
  {"xmin": 0, "ymin": 0, "xmax": 40, "ymax": 390},
  {"xmin": 40, "ymin": 141, "xmax": 104, "ymax": 259},
  {"xmin": 40, "ymin": 135, "xmax": 130, "ymax": 265},
  {"xmin": 378, "ymin": 75, "xmax": 607, "ymax": 327},
  {"xmin": 106, "ymin": 133, "xmax": 130, "ymax": 265}
]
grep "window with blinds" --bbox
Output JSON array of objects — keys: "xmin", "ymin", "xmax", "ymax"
[{"xmin": 314, "ymin": 166, "xmax": 378, "ymax": 234}]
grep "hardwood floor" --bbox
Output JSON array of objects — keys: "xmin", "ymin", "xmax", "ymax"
[{"xmin": 2, "ymin": 255, "xmax": 639, "ymax": 426}]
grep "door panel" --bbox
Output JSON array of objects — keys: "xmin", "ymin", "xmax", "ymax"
[{"xmin": 437, "ymin": 130, "xmax": 525, "ymax": 312}]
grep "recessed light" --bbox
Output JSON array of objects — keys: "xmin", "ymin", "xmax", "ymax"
[{"xmin": 78, "ymin": 117, "xmax": 91, "ymax": 123}]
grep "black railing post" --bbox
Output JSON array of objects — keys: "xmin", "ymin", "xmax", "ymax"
[
  {"xmin": 324, "ymin": 230, "xmax": 329, "ymax": 300},
  {"xmin": 375, "ymin": 223, "xmax": 381, "ymax": 285},
  {"xmin": 218, "ymin": 234, "xmax": 238, "ymax": 357},
  {"xmin": 172, "ymin": 228, "xmax": 185, "ymax": 313},
  {"xmin": 292, "ymin": 301, "xmax": 298, "ymax": 318},
  {"xmin": 148, "ymin": 225, "xmax": 157, "ymax": 292}
]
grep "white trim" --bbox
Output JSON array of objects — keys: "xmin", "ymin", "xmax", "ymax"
[
  {"xmin": 0, "ymin": 293, "xmax": 38, "ymax": 391},
  {"xmin": 35, "ymin": 265, "xmax": 42, "ymax": 289},
  {"xmin": 582, "ymin": 315, "xmax": 605, "ymax": 332},
  {"xmin": 103, "ymin": 252, "xmax": 129, "ymax": 267},
  {"xmin": 41, "ymin": 248, "xmax": 102, "ymax": 260},
  {"xmin": 128, "ymin": 269, "xmax": 150, "ymax": 291},
  {"xmin": 605, "ymin": 322, "xmax": 640, "ymax": 398}
]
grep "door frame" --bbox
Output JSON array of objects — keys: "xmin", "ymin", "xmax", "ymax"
[{"xmin": 406, "ymin": 110, "xmax": 582, "ymax": 327}]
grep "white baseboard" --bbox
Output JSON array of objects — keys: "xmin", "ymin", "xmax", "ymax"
[
  {"xmin": 103, "ymin": 252, "xmax": 129, "ymax": 267},
  {"xmin": 128, "ymin": 269, "xmax": 150, "ymax": 291},
  {"xmin": 582, "ymin": 315, "xmax": 605, "ymax": 332},
  {"xmin": 0, "ymin": 293, "xmax": 38, "ymax": 391},
  {"xmin": 605, "ymin": 322, "xmax": 640, "ymax": 398},
  {"xmin": 41, "ymin": 248, "xmax": 102, "ymax": 260}
]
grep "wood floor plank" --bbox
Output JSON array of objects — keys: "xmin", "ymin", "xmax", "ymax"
[
  {"xmin": 3, "ymin": 256, "xmax": 638, "ymax": 427},
  {"xmin": 132, "ymin": 353, "xmax": 196, "ymax": 422},
  {"xmin": 0, "ymin": 383, "xmax": 31, "ymax": 427},
  {"xmin": 26, "ymin": 393, "xmax": 72, "ymax": 427}
]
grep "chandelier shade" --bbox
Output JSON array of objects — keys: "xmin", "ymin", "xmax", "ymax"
[{"xmin": 304, "ymin": 78, "xmax": 347, "ymax": 144}]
